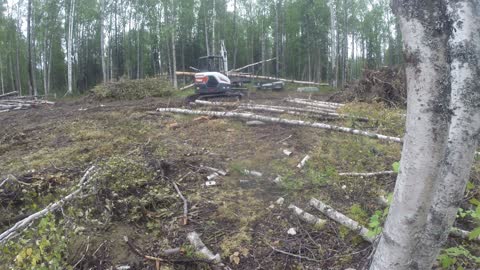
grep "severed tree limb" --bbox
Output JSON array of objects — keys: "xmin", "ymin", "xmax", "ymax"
[
  {"xmin": 288, "ymin": 204, "xmax": 326, "ymax": 228},
  {"xmin": 267, "ymin": 243, "xmax": 323, "ymax": 263},
  {"xmin": 155, "ymin": 108, "xmax": 401, "ymax": 143},
  {"xmin": 285, "ymin": 99, "xmax": 339, "ymax": 111},
  {"xmin": 309, "ymin": 198, "xmax": 375, "ymax": 243},
  {"xmin": 0, "ymin": 166, "xmax": 96, "ymax": 244},
  {"xmin": 187, "ymin": 231, "xmax": 222, "ymax": 264},
  {"xmin": 171, "ymin": 181, "xmax": 188, "ymax": 225},
  {"xmin": 230, "ymin": 58, "xmax": 276, "ymax": 73},
  {"xmin": 291, "ymin": 98, "xmax": 345, "ymax": 108},
  {"xmin": 339, "ymin": 171, "xmax": 396, "ymax": 177}
]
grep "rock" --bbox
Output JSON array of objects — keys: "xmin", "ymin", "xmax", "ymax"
[
  {"xmin": 246, "ymin": 120, "xmax": 265, "ymax": 126},
  {"xmin": 276, "ymin": 197, "xmax": 285, "ymax": 206},
  {"xmin": 283, "ymin": 149, "xmax": 293, "ymax": 156},
  {"xmin": 287, "ymin": 228, "xmax": 297, "ymax": 236},
  {"xmin": 268, "ymin": 204, "xmax": 275, "ymax": 209},
  {"xmin": 297, "ymin": 87, "xmax": 320, "ymax": 93},
  {"xmin": 341, "ymin": 185, "xmax": 347, "ymax": 190}
]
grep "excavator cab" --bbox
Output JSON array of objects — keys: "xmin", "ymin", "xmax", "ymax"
[{"xmin": 198, "ymin": 56, "xmax": 227, "ymax": 74}]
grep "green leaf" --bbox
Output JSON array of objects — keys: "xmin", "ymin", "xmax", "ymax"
[
  {"xmin": 392, "ymin": 162, "xmax": 400, "ymax": 173},
  {"xmin": 468, "ymin": 227, "xmax": 480, "ymax": 240},
  {"xmin": 470, "ymin": 198, "xmax": 480, "ymax": 207}
]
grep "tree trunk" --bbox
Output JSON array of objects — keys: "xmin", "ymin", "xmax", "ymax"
[
  {"xmin": 0, "ymin": 55, "xmax": 4, "ymax": 95},
  {"xmin": 170, "ymin": 0, "xmax": 177, "ymax": 89},
  {"xmin": 27, "ymin": 0, "xmax": 34, "ymax": 96},
  {"xmin": 329, "ymin": 0, "xmax": 337, "ymax": 88},
  {"xmin": 275, "ymin": 0, "xmax": 280, "ymax": 78},
  {"xmin": 211, "ymin": 0, "xmax": 216, "ymax": 55},
  {"xmin": 100, "ymin": 0, "xmax": 107, "ymax": 83},
  {"xmin": 370, "ymin": 1, "xmax": 479, "ymax": 269},
  {"xmin": 67, "ymin": 0, "xmax": 75, "ymax": 94},
  {"xmin": 232, "ymin": 0, "xmax": 238, "ymax": 70}
]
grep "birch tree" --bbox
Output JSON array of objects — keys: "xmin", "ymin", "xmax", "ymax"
[
  {"xmin": 370, "ymin": 1, "xmax": 480, "ymax": 269},
  {"xmin": 66, "ymin": 0, "xmax": 75, "ymax": 94}
]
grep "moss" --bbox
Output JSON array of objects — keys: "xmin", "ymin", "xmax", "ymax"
[{"xmin": 349, "ymin": 204, "xmax": 369, "ymax": 226}]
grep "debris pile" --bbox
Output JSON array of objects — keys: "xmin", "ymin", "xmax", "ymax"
[
  {"xmin": 0, "ymin": 92, "xmax": 55, "ymax": 113},
  {"xmin": 332, "ymin": 67, "xmax": 407, "ymax": 106}
]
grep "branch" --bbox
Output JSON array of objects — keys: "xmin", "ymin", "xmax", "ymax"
[
  {"xmin": 154, "ymin": 108, "xmax": 401, "ymax": 143},
  {"xmin": 0, "ymin": 166, "xmax": 96, "ymax": 244},
  {"xmin": 288, "ymin": 204, "xmax": 326, "ymax": 227},
  {"xmin": 309, "ymin": 198, "xmax": 375, "ymax": 243},
  {"xmin": 338, "ymin": 171, "xmax": 396, "ymax": 177},
  {"xmin": 171, "ymin": 181, "xmax": 188, "ymax": 225},
  {"xmin": 187, "ymin": 231, "xmax": 221, "ymax": 264}
]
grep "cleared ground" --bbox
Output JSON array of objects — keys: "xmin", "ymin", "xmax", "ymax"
[{"xmin": 0, "ymin": 86, "xmax": 478, "ymax": 270}]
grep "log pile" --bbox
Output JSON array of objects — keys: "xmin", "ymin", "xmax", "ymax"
[{"xmin": 0, "ymin": 95, "xmax": 54, "ymax": 113}]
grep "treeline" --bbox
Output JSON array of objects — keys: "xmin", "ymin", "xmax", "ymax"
[{"xmin": 0, "ymin": 0, "xmax": 401, "ymax": 96}]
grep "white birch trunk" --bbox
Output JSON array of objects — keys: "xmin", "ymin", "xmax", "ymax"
[
  {"xmin": 171, "ymin": 0, "xmax": 177, "ymax": 89},
  {"xmin": 67, "ymin": 0, "xmax": 75, "ymax": 94},
  {"xmin": 0, "ymin": 55, "xmax": 4, "ymax": 95},
  {"xmin": 155, "ymin": 108, "xmax": 402, "ymax": 143},
  {"xmin": 288, "ymin": 204, "xmax": 326, "ymax": 228},
  {"xmin": 100, "ymin": 0, "xmax": 107, "ymax": 83},
  {"xmin": 329, "ymin": 0, "xmax": 337, "ymax": 88},
  {"xmin": 370, "ymin": 1, "xmax": 477, "ymax": 269},
  {"xmin": 412, "ymin": 2, "xmax": 480, "ymax": 268}
]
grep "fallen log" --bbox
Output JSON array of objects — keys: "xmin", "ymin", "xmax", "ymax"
[
  {"xmin": 187, "ymin": 232, "xmax": 221, "ymax": 264},
  {"xmin": 194, "ymin": 100, "xmax": 369, "ymax": 122},
  {"xmin": 155, "ymin": 108, "xmax": 402, "ymax": 143},
  {"xmin": 291, "ymin": 98, "xmax": 344, "ymax": 108},
  {"xmin": 0, "ymin": 91, "xmax": 19, "ymax": 99},
  {"xmin": 339, "ymin": 171, "xmax": 396, "ymax": 177},
  {"xmin": 288, "ymin": 204, "xmax": 326, "ymax": 228},
  {"xmin": 230, "ymin": 58, "xmax": 276, "ymax": 73},
  {"xmin": 286, "ymin": 99, "xmax": 339, "ymax": 111},
  {"xmin": 309, "ymin": 198, "xmax": 375, "ymax": 243},
  {"xmin": 0, "ymin": 166, "xmax": 96, "ymax": 244}
]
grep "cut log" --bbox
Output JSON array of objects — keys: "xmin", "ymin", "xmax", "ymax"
[
  {"xmin": 339, "ymin": 171, "xmax": 396, "ymax": 177},
  {"xmin": 309, "ymin": 197, "xmax": 375, "ymax": 243},
  {"xmin": 187, "ymin": 232, "xmax": 221, "ymax": 263},
  {"xmin": 297, "ymin": 155, "xmax": 311, "ymax": 169},
  {"xmin": 291, "ymin": 98, "xmax": 344, "ymax": 108},
  {"xmin": 193, "ymin": 100, "xmax": 369, "ymax": 121},
  {"xmin": 156, "ymin": 109, "xmax": 397, "ymax": 144},
  {"xmin": 0, "ymin": 166, "xmax": 96, "ymax": 244},
  {"xmin": 0, "ymin": 91, "xmax": 19, "ymax": 99},
  {"xmin": 288, "ymin": 204, "xmax": 326, "ymax": 228},
  {"xmin": 230, "ymin": 57, "xmax": 276, "ymax": 73},
  {"xmin": 286, "ymin": 99, "xmax": 339, "ymax": 111}
]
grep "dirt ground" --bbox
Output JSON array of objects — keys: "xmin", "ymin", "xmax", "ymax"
[{"xmin": 0, "ymin": 87, "xmax": 478, "ymax": 270}]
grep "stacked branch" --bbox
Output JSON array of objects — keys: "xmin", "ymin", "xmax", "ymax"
[
  {"xmin": 155, "ymin": 108, "xmax": 402, "ymax": 143},
  {"xmin": 339, "ymin": 171, "xmax": 396, "ymax": 177}
]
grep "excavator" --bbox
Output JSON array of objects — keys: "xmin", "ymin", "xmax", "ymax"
[{"xmin": 186, "ymin": 41, "xmax": 245, "ymax": 102}]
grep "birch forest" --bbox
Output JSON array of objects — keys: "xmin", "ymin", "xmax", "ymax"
[
  {"xmin": 0, "ymin": 0, "xmax": 400, "ymax": 95},
  {"xmin": 0, "ymin": 1, "xmax": 479, "ymax": 270}
]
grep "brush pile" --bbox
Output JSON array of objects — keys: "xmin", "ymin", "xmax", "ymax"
[{"xmin": 332, "ymin": 67, "xmax": 407, "ymax": 107}]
